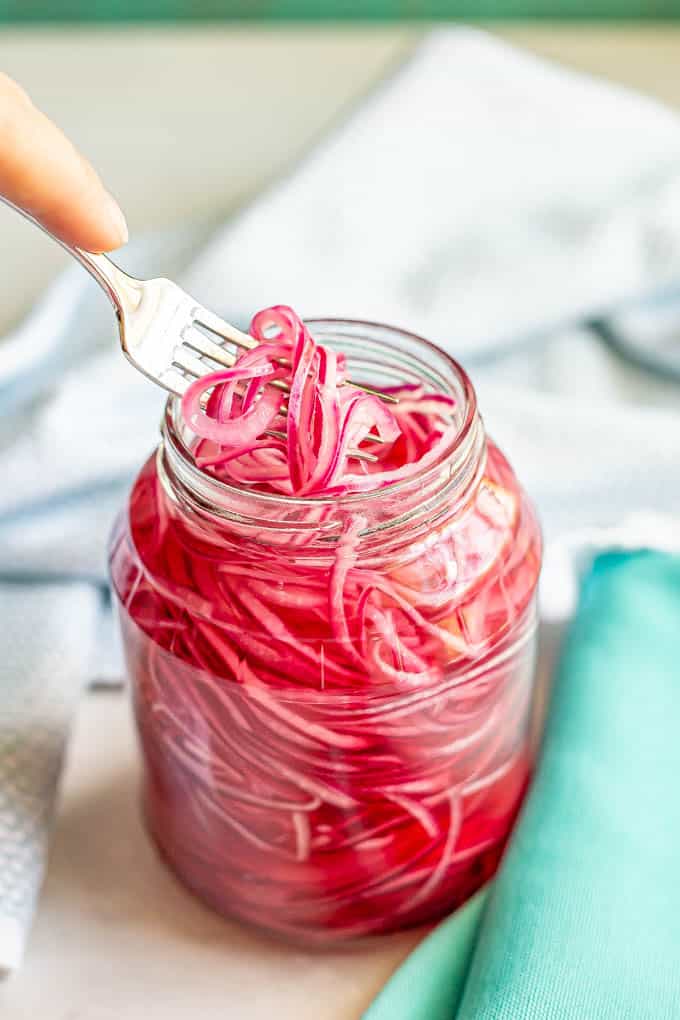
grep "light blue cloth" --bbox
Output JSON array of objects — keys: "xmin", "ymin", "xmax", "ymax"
[
  {"xmin": 0, "ymin": 230, "xmax": 193, "ymax": 974},
  {"xmin": 362, "ymin": 889, "xmax": 488, "ymax": 1020},
  {"xmin": 0, "ymin": 584, "xmax": 100, "ymax": 972}
]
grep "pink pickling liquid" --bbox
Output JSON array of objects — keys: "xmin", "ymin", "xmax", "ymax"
[{"xmin": 110, "ymin": 435, "xmax": 542, "ymax": 941}]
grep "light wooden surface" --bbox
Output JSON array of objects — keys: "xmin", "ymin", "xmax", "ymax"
[{"xmin": 1, "ymin": 25, "xmax": 680, "ymax": 1020}]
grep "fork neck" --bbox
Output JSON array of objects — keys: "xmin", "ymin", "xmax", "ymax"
[
  {"xmin": 0, "ymin": 195, "xmax": 139, "ymax": 314},
  {"xmin": 70, "ymin": 248, "xmax": 141, "ymax": 314}
]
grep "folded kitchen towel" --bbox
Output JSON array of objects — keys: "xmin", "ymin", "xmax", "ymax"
[
  {"xmin": 366, "ymin": 550, "xmax": 680, "ymax": 1019},
  {"xmin": 0, "ymin": 583, "xmax": 100, "ymax": 976}
]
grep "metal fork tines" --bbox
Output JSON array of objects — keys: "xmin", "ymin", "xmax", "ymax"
[
  {"xmin": 172, "ymin": 313, "xmax": 381, "ymax": 464},
  {"xmin": 174, "ymin": 307, "xmax": 395, "ymax": 410}
]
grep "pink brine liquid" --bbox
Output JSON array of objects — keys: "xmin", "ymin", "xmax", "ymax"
[{"xmin": 110, "ymin": 434, "xmax": 541, "ymax": 941}]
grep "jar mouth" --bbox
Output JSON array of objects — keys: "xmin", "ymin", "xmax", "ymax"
[{"xmin": 162, "ymin": 317, "xmax": 482, "ymax": 513}]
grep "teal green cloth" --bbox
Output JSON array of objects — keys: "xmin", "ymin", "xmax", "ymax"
[
  {"xmin": 363, "ymin": 888, "xmax": 488, "ymax": 1020},
  {"xmin": 368, "ymin": 550, "xmax": 680, "ymax": 1019}
]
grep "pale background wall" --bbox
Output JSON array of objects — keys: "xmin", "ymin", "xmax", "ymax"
[{"xmin": 2, "ymin": 26, "xmax": 680, "ymax": 333}]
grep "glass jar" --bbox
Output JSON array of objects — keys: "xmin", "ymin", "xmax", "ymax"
[{"xmin": 109, "ymin": 319, "xmax": 542, "ymax": 942}]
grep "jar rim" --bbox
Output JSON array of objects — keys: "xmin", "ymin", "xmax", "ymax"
[{"xmin": 162, "ymin": 317, "xmax": 482, "ymax": 513}]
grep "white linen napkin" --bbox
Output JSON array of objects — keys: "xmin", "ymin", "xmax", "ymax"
[{"xmin": 3, "ymin": 28, "xmax": 680, "ymax": 974}]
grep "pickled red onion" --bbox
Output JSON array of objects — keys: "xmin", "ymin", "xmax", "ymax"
[
  {"xmin": 181, "ymin": 305, "xmax": 447, "ymax": 497},
  {"xmin": 112, "ymin": 304, "xmax": 542, "ymax": 941}
]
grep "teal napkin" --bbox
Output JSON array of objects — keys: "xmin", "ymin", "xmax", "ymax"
[
  {"xmin": 366, "ymin": 550, "xmax": 680, "ymax": 1020},
  {"xmin": 362, "ymin": 889, "xmax": 488, "ymax": 1020}
]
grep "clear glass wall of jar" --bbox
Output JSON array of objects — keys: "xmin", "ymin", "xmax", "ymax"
[{"xmin": 109, "ymin": 320, "xmax": 542, "ymax": 942}]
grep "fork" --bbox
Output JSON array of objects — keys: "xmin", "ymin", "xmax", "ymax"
[{"xmin": 1, "ymin": 198, "xmax": 391, "ymax": 462}]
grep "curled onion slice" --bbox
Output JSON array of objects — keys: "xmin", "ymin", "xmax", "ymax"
[{"xmin": 181, "ymin": 306, "xmax": 450, "ymax": 498}]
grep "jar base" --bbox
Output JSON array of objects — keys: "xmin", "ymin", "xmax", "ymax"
[{"xmin": 140, "ymin": 784, "xmax": 514, "ymax": 949}]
